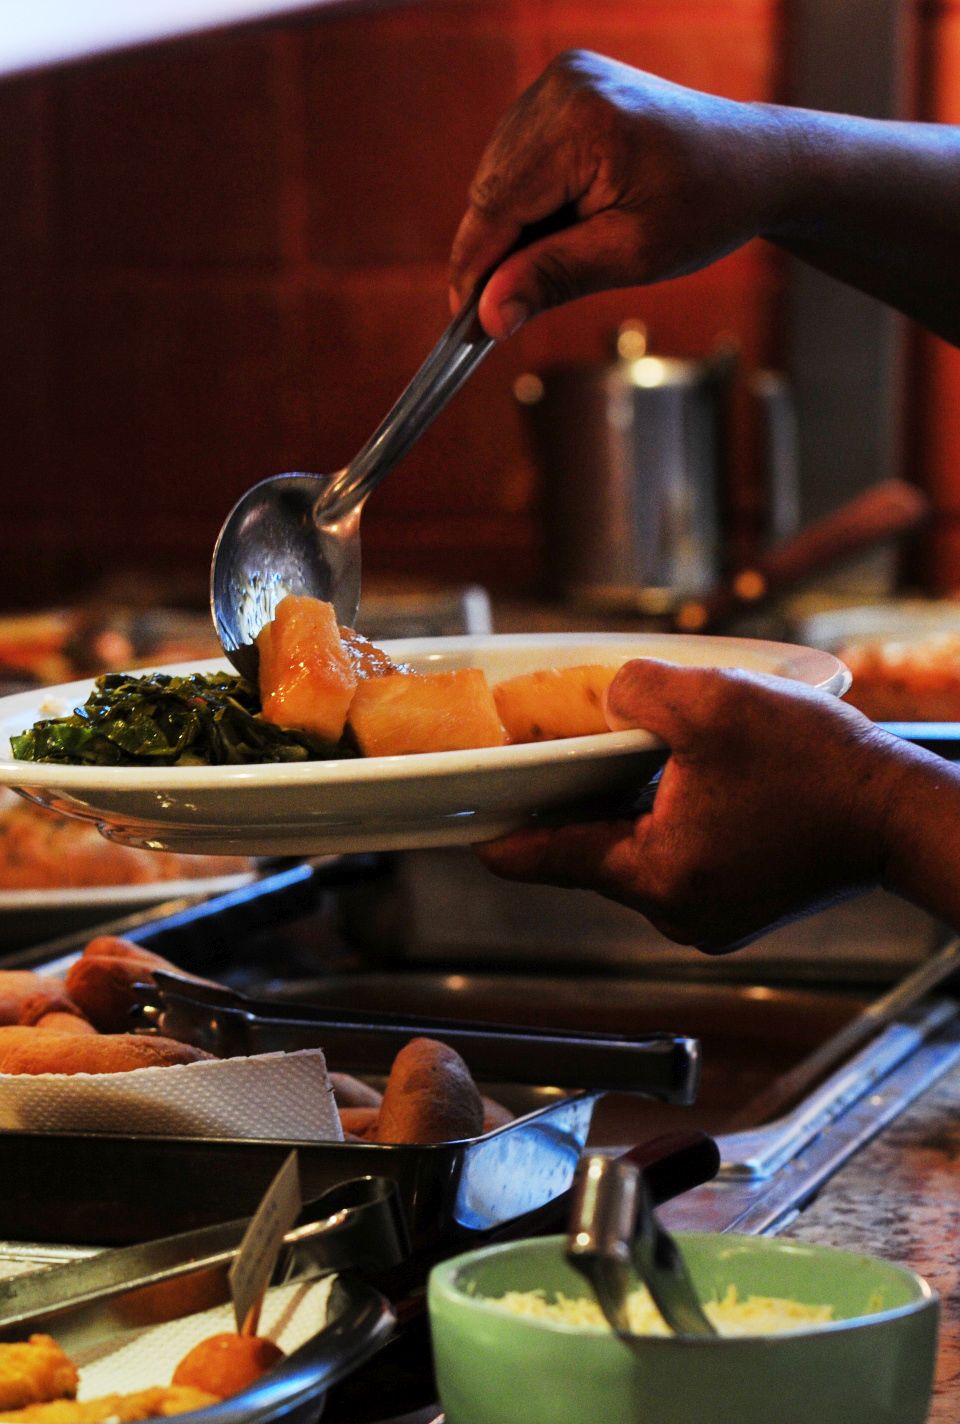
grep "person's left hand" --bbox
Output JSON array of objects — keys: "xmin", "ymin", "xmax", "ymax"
[{"xmin": 476, "ymin": 658, "xmax": 912, "ymax": 952}]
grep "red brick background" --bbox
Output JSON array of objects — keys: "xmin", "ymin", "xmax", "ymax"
[
  {"xmin": 0, "ymin": 0, "xmax": 816, "ymax": 609},
  {"xmin": 910, "ymin": 0, "xmax": 960, "ymax": 592}
]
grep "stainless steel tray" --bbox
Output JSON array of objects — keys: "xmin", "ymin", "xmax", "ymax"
[
  {"xmin": 0, "ymin": 1088, "xmax": 600, "ymax": 1247},
  {"xmin": 6, "ymin": 1272, "xmax": 392, "ymax": 1424},
  {"xmin": 0, "ymin": 864, "xmax": 701, "ymax": 1248},
  {"xmin": 0, "ymin": 1179, "xmax": 400, "ymax": 1424}
]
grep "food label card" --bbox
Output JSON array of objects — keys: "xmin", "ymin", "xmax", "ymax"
[{"xmin": 229, "ymin": 1150, "xmax": 303, "ymax": 1332}]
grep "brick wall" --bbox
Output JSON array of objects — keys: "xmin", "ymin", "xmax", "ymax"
[
  {"xmin": 0, "ymin": 0, "xmax": 785, "ymax": 609},
  {"xmin": 911, "ymin": 0, "xmax": 960, "ymax": 591}
]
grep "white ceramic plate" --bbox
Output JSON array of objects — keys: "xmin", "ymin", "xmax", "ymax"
[
  {"xmin": 0, "ymin": 634, "xmax": 850, "ymax": 857},
  {"xmin": 798, "ymin": 599, "xmax": 960, "ymax": 651},
  {"xmin": 0, "ymin": 874, "xmax": 257, "ymax": 914},
  {"xmin": 0, "ymin": 874, "xmax": 259, "ymax": 953}
]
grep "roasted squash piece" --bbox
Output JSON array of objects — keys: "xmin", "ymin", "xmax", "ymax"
[
  {"xmin": 348, "ymin": 668, "xmax": 506, "ymax": 756},
  {"xmin": 493, "ymin": 664, "xmax": 619, "ymax": 743},
  {"xmin": 257, "ymin": 595, "xmax": 357, "ymax": 743}
]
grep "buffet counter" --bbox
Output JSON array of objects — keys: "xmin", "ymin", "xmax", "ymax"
[{"xmin": 783, "ymin": 1063, "xmax": 960, "ymax": 1423}]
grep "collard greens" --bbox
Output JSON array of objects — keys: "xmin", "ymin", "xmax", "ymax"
[{"xmin": 11, "ymin": 671, "xmax": 351, "ymax": 767}]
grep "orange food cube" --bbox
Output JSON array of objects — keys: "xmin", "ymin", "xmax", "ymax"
[
  {"xmin": 348, "ymin": 668, "xmax": 506, "ymax": 756},
  {"xmin": 493, "ymin": 664, "xmax": 619, "ymax": 742},
  {"xmin": 257, "ymin": 595, "xmax": 357, "ymax": 743}
]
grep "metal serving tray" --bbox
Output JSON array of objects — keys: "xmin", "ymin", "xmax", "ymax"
[
  {"xmin": 0, "ymin": 1271, "xmax": 392, "ymax": 1424},
  {"xmin": 0, "ymin": 1178, "xmax": 401, "ymax": 1424},
  {"xmin": 0, "ymin": 1088, "xmax": 599, "ymax": 1247},
  {"xmin": 0, "ymin": 863, "xmax": 699, "ymax": 1248}
]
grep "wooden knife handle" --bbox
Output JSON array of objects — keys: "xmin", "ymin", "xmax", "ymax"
[
  {"xmin": 674, "ymin": 478, "xmax": 929, "ymax": 634},
  {"xmin": 618, "ymin": 1130, "xmax": 721, "ymax": 1205}
]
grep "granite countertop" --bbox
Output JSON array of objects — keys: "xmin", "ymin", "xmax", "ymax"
[{"xmin": 783, "ymin": 1061, "xmax": 960, "ymax": 1421}]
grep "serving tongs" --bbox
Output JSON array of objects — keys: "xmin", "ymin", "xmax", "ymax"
[
  {"xmin": 134, "ymin": 971, "xmax": 700, "ymax": 1100},
  {"xmin": 0, "ymin": 1175, "xmax": 406, "ymax": 1354},
  {"xmin": 567, "ymin": 1147, "xmax": 719, "ymax": 1342}
]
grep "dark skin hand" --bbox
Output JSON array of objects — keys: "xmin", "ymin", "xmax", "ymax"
[
  {"xmin": 457, "ymin": 51, "xmax": 960, "ymax": 948},
  {"xmin": 477, "ymin": 661, "xmax": 960, "ymax": 953},
  {"xmin": 450, "ymin": 49, "xmax": 960, "ymax": 345}
]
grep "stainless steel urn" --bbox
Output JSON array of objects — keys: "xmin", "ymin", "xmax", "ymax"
[{"xmin": 517, "ymin": 324, "xmax": 737, "ymax": 613}]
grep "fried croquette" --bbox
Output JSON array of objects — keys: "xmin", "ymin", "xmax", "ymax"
[
  {"xmin": 0, "ymin": 1384, "xmax": 219, "ymax": 1421},
  {"xmin": 0, "ymin": 1337, "xmax": 77, "ymax": 1411}
]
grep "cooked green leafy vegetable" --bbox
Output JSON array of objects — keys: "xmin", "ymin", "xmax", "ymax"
[{"xmin": 11, "ymin": 671, "xmax": 353, "ymax": 767}]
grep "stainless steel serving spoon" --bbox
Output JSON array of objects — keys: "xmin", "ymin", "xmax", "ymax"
[
  {"xmin": 210, "ymin": 210, "xmax": 577, "ymax": 682},
  {"xmin": 210, "ymin": 295, "xmax": 493, "ymax": 682}
]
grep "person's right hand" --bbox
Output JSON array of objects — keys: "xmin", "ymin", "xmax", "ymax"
[{"xmin": 450, "ymin": 50, "xmax": 792, "ymax": 340}]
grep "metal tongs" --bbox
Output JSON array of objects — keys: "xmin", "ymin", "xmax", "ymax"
[
  {"xmin": 0, "ymin": 1174, "xmax": 406, "ymax": 1348},
  {"xmin": 566, "ymin": 1144, "xmax": 720, "ymax": 1341},
  {"xmin": 133, "ymin": 971, "xmax": 700, "ymax": 1100}
]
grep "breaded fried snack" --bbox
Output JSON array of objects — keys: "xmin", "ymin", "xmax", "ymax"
[
  {"xmin": 0, "ymin": 1028, "xmax": 212, "ymax": 1075},
  {"xmin": 0, "ymin": 976, "xmax": 59, "ymax": 1029},
  {"xmin": 376, "ymin": 1036, "xmax": 484, "ymax": 1143},
  {"xmin": 18, "ymin": 993, "xmax": 95, "ymax": 1036},
  {"xmin": 0, "ymin": 1384, "xmax": 219, "ymax": 1420},
  {"xmin": 172, "ymin": 1333, "xmax": 283, "ymax": 1398},
  {"xmin": 0, "ymin": 1335, "xmax": 77, "ymax": 1411},
  {"xmin": 64, "ymin": 938, "xmax": 210, "ymax": 1034}
]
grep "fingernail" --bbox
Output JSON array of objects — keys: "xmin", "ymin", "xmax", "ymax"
[{"xmin": 498, "ymin": 299, "xmax": 530, "ymax": 338}]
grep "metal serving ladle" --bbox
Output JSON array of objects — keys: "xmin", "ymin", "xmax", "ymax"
[
  {"xmin": 210, "ymin": 295, "xmax": 493, "ymax": 683},
  {"xmin": 210, "ymin": 210, "xmax": 577, "ymax": 682},
  {"xmin": 566, "ymin": 1152, "xmax": 717, "ymax": 1341}
]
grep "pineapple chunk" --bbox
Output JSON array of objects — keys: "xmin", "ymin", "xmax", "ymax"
[
  {"xmin": 257, "ymin": 595, "xmax": 357, "ymax": 743},
  {"xmin": 493, "ymin": 664, "xmax": 619, "ymax": 743},
  {"xmin": 349, "ymin": 668, "xmax": 506, "ymax": 757}
]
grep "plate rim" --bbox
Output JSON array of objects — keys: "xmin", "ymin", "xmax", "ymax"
[
  {"xmin": 0, "ymin": 870, "xmax": 258, "ymax": 912},
  {"xmin": 0, "ymin": 632, "xmax": 850, "ymax": 791}
]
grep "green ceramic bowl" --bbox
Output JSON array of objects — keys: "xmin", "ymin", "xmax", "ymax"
[{"xmin": 428, "ymin": 1233, "xmax": 938, "ymax": 1424}]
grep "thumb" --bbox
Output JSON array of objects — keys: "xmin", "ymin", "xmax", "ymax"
[
  {"xmin": 604, "ymin": 658, "xmax": 728, "ymax": 747},
  {"xmin": 476, "ymin": 210, "xmax": 652, "ymax": 339},
  {"xmin": 476, "ymin": 819, "xmax": 644, "ymax": 898}
]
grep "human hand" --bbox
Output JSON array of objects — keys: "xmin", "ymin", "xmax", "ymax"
[
  {"xmin": 450, "ymin": 50, "xmax": 792, "ymax": 339},
  {"xmin": 476, "ymin": 659, "xmax": 914, "ymax": 952}
]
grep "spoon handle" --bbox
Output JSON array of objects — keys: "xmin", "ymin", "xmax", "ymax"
[
  {"xmin": 317, "ymin": 205, "xmax": 579, "ymax": 522},
  {"xmin": 316, "ymin": 295, "xmax": 492, "ymax": 522}
]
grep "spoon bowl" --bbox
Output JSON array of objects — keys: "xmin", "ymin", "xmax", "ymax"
[
  {"xmin": 210, "ymin": 210, "xmax": 581, "ymax": 680},
  {"xmin": 210, "ymin": 295, "xmax": 493, "ymax": 681},
  {"xmin": 210, "ymin": 472, "xmax": 362, "ymax": 683}
]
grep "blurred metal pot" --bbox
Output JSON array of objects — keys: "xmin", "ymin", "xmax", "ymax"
[{"xmin": 516, "ymin": 323, "xmax": 737, "ymax": 614}]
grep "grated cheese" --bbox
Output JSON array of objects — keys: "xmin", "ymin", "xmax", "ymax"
[{"xmin": 483, "ymin": 1283, "xmax": 834, "ymax": 1336}]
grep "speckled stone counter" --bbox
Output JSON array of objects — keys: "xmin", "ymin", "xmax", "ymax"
[{"xmin": 783, "ymin": 1063, "xmax": 960, "ymax": 1422}]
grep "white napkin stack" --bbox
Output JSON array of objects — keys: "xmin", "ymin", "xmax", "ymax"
[{"xmin": 0, "ymin": 1048, "xmax": 343, "ymax": 1140}]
